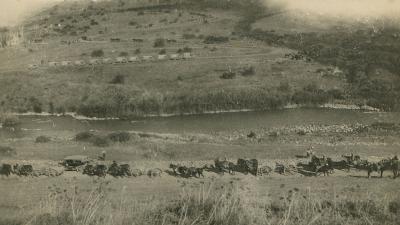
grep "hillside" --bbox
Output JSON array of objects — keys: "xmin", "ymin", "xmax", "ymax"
[{"xmin": 0, "ymin": 0, "xmax": 398, "ymax": 117}]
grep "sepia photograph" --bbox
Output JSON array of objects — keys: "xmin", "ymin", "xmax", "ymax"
[{"xmin": 0, "ymin": 0, "xmax": 400, "ymax": 224}]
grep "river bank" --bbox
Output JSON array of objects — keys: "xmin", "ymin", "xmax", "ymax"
[{"xmin": 4, "ymin": 103, "xmax": 381, "ymax": 121}]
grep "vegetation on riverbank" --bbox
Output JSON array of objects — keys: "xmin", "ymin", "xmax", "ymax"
[{"xmin": 2, "ymin": 181, "xmax": 399, "ymax": 225}]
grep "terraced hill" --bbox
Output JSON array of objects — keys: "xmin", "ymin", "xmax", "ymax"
[{"xmin": 0, "ymin": 0, "xmax": 399, "ymax": 117}]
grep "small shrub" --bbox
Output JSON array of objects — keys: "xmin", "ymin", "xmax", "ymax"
[
  {"xmin": 134, "ymin": 48, "xmax": 141, "ymax": 54},
  {"xmin": 159, "ymin": 49, "xmax": 166, "ymax": 55},
  {"xmin": 183, "ymin": 46, "xmax": 192, "ymax": 52},
  {"xmin": 48, "ymin": 102, "xmax": 55, "ymax": 114},
  {"xmin": 30, "ymin": 97, "xmax": 42, "ymax": 113},
  {"xmin": 119, "ymin": 52, "xmax": 128, "ymax": 57},
  {"xmin": 0, "ymin": 146, "xmax": 16, "ymax": 156},
  {"xmin": 91, "ymin": 49, "xmax": 104, "ymax": 57},
  {"xmin": 204, "ymin": 35, "xmax": 229, "ymax": 44},
  {"xmin": 1, "ymin": 114, "xmax": 19, "ymax": 127},
  {"xmin": 91, "ymin": 136, "xmax": 109, "ymax": 147},
  {"xmin": 75, "ymin": 131, "xmax": 94, "ymax": 142},
  {"xmin": 55, "ymin": 106, "xmax": 66, "ymax": 114},
  {"xmin": 220, "ymin": 71, "xmax": 236, "ymax": 79},
  {"xmin": 35, "ymin": 136, "xmax": 51, "ymax": 143},
  {"xmin": 389, "ymin": 201, "xmax": 400, "ymax": 214},
  {"xmin": 153, "ymin": 38, "xmax": 165, "ymax": 48},
  {"xmin": 183, "ymin": 33, "xmax": 196, "ymax": 39},
  {"xmin": 108, "ymin": 131, "xmax": 130, "ymax": 142},
  {"xmin": 110, "ymin": 74, "xmax": 125, "ymax": 84},
  {"xmin": 129, "ymin": 21, "xmax": 138, "ymax": 26},
  {"xmin": 240, "ymin": 66, "xmax": 255, "ymax": 76}
]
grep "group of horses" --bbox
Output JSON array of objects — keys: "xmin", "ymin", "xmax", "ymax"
[
  {"xmin": 2, "ymin": 154, "xmax": 399, "ymax": 179},
  {"xmin": 169, "ymin": 158, "xmax": 269, "ymax": 178},
  {"xmin": 302, "ymin": 153, "xmax": 400, "ymax": 178},
  {"xmin": 0, "ymin": 163, "xmax": 62, "ymax": 177}
]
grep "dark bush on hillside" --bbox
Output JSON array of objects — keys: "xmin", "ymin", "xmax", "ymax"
[
  {"xmin": 204, "ymin": 35, "xmax": 229, "ymax": 44},
  {"xmin": 292, "ymin": 84, "xmax": 330, "ymax": 105},
  {"xmin": 119, "ymin": 52, "xmax": 128, "ymax": 57},
  {"xmin": 134, "ymin": 48, "xmax": 141, "ymax": 54},
  {"xmin": 159, "ymin": 49, "xmax": 166, "ymax": 55},
  {"xmin": 327, "ymin": 89, "xmax": 345, "ymax": 100},
  {"xmin": 90, "ymin": 19, "xmax": 98, "ymax": 26},
  {"xmin": 110, "ymin": 74, "xmax": 125, "ymax": 84},
  {"xmin": 75, "ymin": 131, "xmax": 94, "ymax": 142},
  {"xmin": 48, "ymin": 102, "xmax": 55, "ymax": 114},
  {"xmin": 278, "ymin": 82, "xmax": 291, "ymax": 92},
  {"xmin": 129, "ymin": 21, "xmax": 138, "ymax": 26},
  {"xmin": 138, "ymin": 11, "xmax": 144, "ymax": 16},
  {"xmin": 108, "ymin": 131, "xmax": 130, "ymax": 142},
  {"xmin": 55, "ymin": 106, "xmax": 66, "ymax": 114},
  {"xmin": 92, "ymin": 136, "xmax": 109, "ymax": 147},
  {"xmin": 91, "ymin": 49, "xmax": 104, "ymax": 57},
  {"xmin": 183, "ymin": 33, "xmax": 196, "ymax": 39},
  {"xmin": 35, "ymin": 136, "xmax": 51, "ymax": 143},
  {"xmin": 220, "ymin": 71, "xmax": 236, "ymax": 79},
  {"xmin": 0, "ymin": 114, "xmax": 19, "ymax": 127},
  {"xmin": 0, "ymin": 146, "xmax": 16, "ymax": 156},
  {"xmin": 240, "ymin": 66, "xmax": 255, "ymax": 76},
  {"xmin": 153, "ymin": 38, "xmax": 165, "ymax": 48},
  {"xmin": 183, "ymin": 46, "xmax": 192, "ymax": 52},
  {"xmin": 30, "ymin": 97, "xmax": 42, "ymax": 113}
]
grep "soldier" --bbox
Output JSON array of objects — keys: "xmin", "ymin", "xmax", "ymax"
[{"xmin": 99, "ymin": 150, "xmax": 106, "ymax": 161}]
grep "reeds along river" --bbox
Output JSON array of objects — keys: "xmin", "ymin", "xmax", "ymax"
[{"xmin": 1, "ymin": 109, "xmax": 400, "ymax": 139}]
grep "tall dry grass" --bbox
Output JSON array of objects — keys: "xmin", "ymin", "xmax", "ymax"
[{"xmin": 3, "ymin": 181, "xmax": 399, "ymax": 225}]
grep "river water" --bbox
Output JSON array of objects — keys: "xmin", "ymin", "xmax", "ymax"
[{"xmin": 1, "ymin": 108, "xmax": 400, "ymax": 139}]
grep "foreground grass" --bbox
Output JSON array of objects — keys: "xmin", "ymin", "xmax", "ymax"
[{"xmin": 3, "ymin": 181, "xmax": 399, "ymax": 225}]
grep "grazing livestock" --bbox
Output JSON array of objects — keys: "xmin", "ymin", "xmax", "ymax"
[
  {"xmin": 237, "ymin": 158, "xmax": 258, "ymax": 176},
  {"xmin": 214, "ymin": 158, "xmax": 235, "ymax": 175}
]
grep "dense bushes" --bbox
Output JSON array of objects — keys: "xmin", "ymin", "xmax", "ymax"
[
  {"xmin": 75, "ymin": 131, "xmax": 131, "ymax": 147},
  {"xmin": 91, "ymin": 49, "xmax": 104, "ymax": 57},
  {"xmin": 35, "ymin": 136, "xmax": 51, "ymax": 143},
  {"xmin": 0, "ymin": 114, "xmax": 19, "ymax": 127},
  {"xmin": 110, "ymin": 74, "xmax": 125, "ymax": 84},
  {"xmin": 0, "ymin": 146, "xmax": 16, "ymax": 156},
  {"xmin": 9, "ymin": 181, "xmax": 400, "ymax": 225},
  {"xmin": 245, "ymin": 24, "xmax": 400, "ymax": 111},
  {"xmin": 204, "ymin": 35, "xmax": 229, "ymax": 44},
  {"xmin": 153, "ymin": 38, "xmax": 165, "ymax": 48},
  {"xmin": 75, "ymin": 84, "xmax": 346, "ymax": 117},
  {"xmin": 75, "ymin": 131, "xmax": 94, "ymax": 142},
  {"xmin": 108, "ymin": 131, "xmax": 130, "ymax": 142}
]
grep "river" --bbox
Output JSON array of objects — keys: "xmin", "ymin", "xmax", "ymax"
[{"xmin": 1, "ymin": 108, "xmax": 400, "ymax": 139}]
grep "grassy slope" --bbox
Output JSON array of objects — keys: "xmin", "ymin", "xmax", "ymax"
[
  {"xmin": 0, "ymin": 0, "xmax": 348, "ymax": 117},
  {"xmin": 250, "ymin": 10, "xmax": 400, "ymax": 110}
]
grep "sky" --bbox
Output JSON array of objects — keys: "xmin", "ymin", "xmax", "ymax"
[
  {"xmin": 265, "ymin": 0, "xmax": 400, "ymax": 19},
  {"xmin": 1, "ymin": 0, "xmax": 400, "ymax": 27},
  {"xmin": 0, "ymin": 0, "xmax": 61, "ymax": 26}
]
